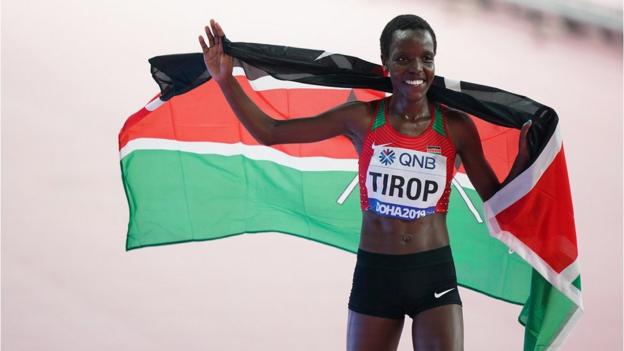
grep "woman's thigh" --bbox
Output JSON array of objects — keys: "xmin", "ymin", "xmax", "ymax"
[
  {"xmin": 411, "ymin": 304, "xmax": 463, "ymax": 351},
  {"xmin": 347, "ymin": 309, "xmax": 405, "ymax": 351}
]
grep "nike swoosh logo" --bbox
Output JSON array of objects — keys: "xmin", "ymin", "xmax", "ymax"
[
  {"xmin": 371, "ymin": 142, "xmax": 392, "ymax": 149},
  {"xmin": 434, "ymin": 288, "xmax": 455, "ymax": 299}
]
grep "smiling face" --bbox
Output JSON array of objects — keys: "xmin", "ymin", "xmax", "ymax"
[{"xmin": 382, "ymin": 29, "xmax": 436, "ymax": 103}]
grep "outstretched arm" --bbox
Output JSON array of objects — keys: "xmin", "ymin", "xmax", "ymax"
[
  {"xmin": 447, "ymin": 110, "xmax": 531, "ymax": 201},
  {"xmin": 199, "ymin": 20, "xmax": 368, "ymax": 145}
]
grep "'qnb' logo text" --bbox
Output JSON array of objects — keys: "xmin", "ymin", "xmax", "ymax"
[
  {"xmin": 379, "ymin": 149, "xmax": 395, "ymax": 166},
  {"xmin": 399, "ymin": 152, "xmax": 436, "ymax": 169}
]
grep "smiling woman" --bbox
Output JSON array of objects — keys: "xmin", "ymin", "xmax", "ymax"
[
  {"xmin": 382, "ymin": 28, "xmax": 436, "ymax": 104},
  {"xmin": 198, "ymin": 14, "xmax": 532, "ymax": 351}
]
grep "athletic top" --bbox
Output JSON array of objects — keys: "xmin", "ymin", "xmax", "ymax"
[{"xmin": 358, "ymin": 98, "xmax": 456, "ymax": 220}]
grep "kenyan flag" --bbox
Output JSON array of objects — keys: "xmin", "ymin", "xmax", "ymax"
[{"xmin": 119, "ymin": 40, "xmax": 582, "ymax": 350}]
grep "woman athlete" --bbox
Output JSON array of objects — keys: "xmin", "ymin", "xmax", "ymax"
[{"xmin": 199, "ymin": 14, "xmax": 531, "ymax": 351}]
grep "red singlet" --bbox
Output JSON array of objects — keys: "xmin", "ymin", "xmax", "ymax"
[{"xmin": 358, "ymin": 98, "xmax": 456, "ymax": 220}]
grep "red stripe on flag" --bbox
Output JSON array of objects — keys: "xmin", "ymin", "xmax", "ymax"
[
  {"xmin": 495, "ymin": 147, "xmax": 577, "ymax": 273},
  {"xmin": 118, "ymin": 77, "xmax": 383, "ymax": 159},
  {"xmin": 456, "ymin": 117, "xmax": 520, "ymax": 182},
  {"xmin": 119, "ymin": 107, "xmax": 150, "ymax": 150}
]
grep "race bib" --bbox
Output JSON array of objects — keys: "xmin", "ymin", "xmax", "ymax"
[{"xmin": 366, "ymin": 145, "xmax": 447, "ymax": 220}]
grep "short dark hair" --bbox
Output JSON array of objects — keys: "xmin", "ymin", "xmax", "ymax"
[{"xmin": 380, "ymin": 14, "xmax": 437, "ymax": 58}]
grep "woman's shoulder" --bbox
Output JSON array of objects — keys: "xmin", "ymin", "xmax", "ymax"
[
  {"xmin": 436, "ymin": 103, "xmax": 475, "ymax": 133},
  {"xmin": 338, "ymin": 98, "xmax": 381, "ymax": 116},
  {"xmin": 435, "ymin": 103, "xmax": 480, "ymax": 150},
  {"xmin": 336, "ymin": 98, "xmax": 383, "ymax": 134},
  {"xmin": 436, "ymin": 103, "xmax": 469, "ymax": 122}
]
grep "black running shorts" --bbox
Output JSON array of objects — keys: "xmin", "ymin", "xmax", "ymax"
[{"xmin": 348, "ymin": 245, "xmax": 462, "ymax": 319}]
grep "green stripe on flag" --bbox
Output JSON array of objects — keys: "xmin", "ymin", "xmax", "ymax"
[
  {"xmin": 519, "ymin": 270, "xmax": 582, "ymax": 351},
  {"xmin": 122, "ymin": 150, "xmax": 361, "ymax": 251},
  {"xmin": 122, "ymin": 149, "xmax": 532, "ymax": 305},
  {"xmin": 448, "ymin": 186, "xmax": 531, "ymax": 304}
]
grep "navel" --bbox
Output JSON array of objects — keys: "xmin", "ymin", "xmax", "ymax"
[{"xmin": 400, "ymin": 233, "xmax": 414, "ymax": 245}]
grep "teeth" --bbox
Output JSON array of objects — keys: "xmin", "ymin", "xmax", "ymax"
[{"xmin": 405, "ymin": 80, "xmax": 424, "ymax": 86}]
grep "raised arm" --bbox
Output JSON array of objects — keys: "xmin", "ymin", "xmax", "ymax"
[
  {"xmin": 198, "ymin": 20, "xmax": 369, "ymax": 145},
  {"xmin": 447, "ymin": 109, "xmax": 531, "ymax": 201}
]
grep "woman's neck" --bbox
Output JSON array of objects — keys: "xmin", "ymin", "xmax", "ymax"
[{"xmin": 388, "ymin": 95, "xmax": 430, "ymax": 120}]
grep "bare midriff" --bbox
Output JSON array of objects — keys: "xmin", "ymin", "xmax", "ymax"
[{"xmin": 359, "ymin": 212, "xmax": 450, "ymax": 254}]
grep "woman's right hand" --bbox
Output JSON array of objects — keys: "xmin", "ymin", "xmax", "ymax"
[
  {"xmin": 199, "ymin": 19, "xmax": 233, "ymax": 84},
  {"xmin": 196, "ymin": 19, "xmax": 367, "ymax": 146}
]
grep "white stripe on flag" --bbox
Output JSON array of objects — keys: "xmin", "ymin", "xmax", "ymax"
[
  {"xmin": 482, "ymin": 125, "xmax": 582, "ymax": 307},
  {"xmin": 452, "ymin": 178, "xmax": 483, "ymax": 223},
  {"xmin": 145, "ymin": 97, "xmax": 164, "ymax": 111},
  {"xmin": 314, "ymin": 51, "xmax": 335, "ymax": 61},
  {"xmin": 483, "ymin": 207, "xmax": 583, "ymax": 307},
  {"xmin": 485, "ymin": 126, "xmax": 562, "ymax": 215},
  {"xmin": 120, "ymin": 138, "xmax": 358, "ymax": 172},
  {"xmin": 336, "ymin": 175, "xmax": 359, "ymax": 205},
  {"xmin": 453, "ymin": 172, "xmax": 475, "ymax": 190},
  {"xmin": 233, "ymin": 66, "xmax": 347, "ymax": 91},
  {"xmin": 444, "ymin": 78, "xmax": 461, "ymax": 92}
]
